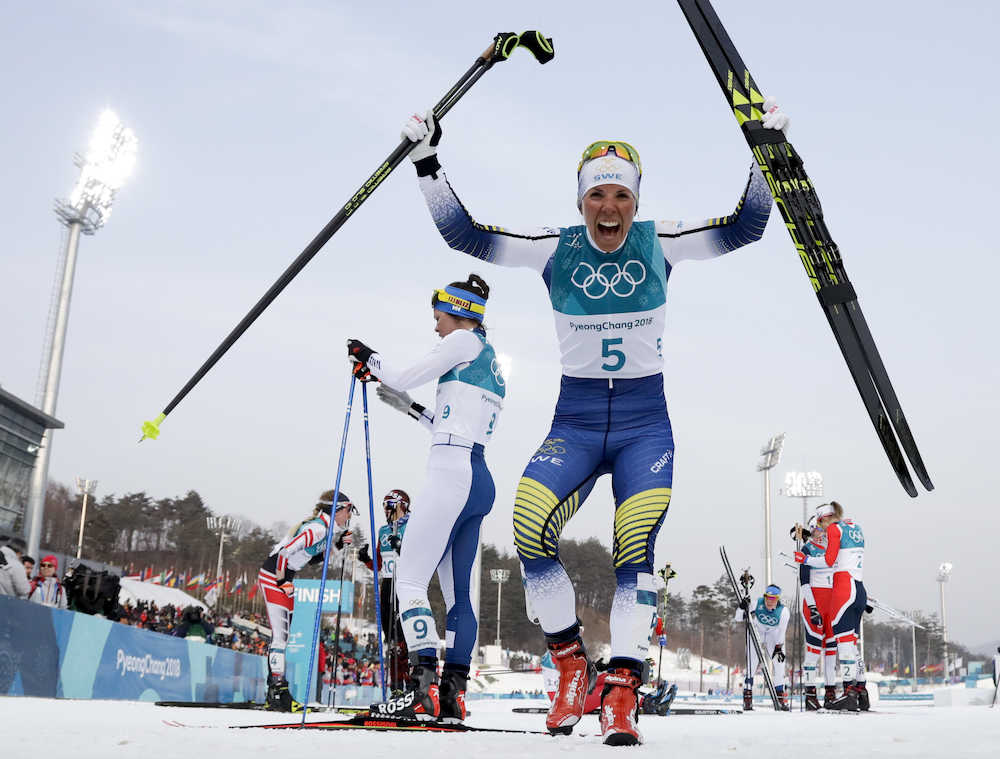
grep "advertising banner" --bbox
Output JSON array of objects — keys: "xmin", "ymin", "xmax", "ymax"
[
  {"xmin": 284, "ymin": 579, "xmax": 354, "ymax": 703},
  {"xmin": 0, "ymin": 594, "xmax": 265, "ymax": 702}
]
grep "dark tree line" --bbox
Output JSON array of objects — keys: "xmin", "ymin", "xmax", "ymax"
[
  {"xmin": 40, "ymin": 481, "xmax": 275, "ymax": 589},
  {"xmin": 40, "ymin": 480, "xmax": 977, "ymax": 671}
]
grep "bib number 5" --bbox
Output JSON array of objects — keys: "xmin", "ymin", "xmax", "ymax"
[{"xmin": 601, "ymin": 338, "xmax": 626, "ymax": 372}]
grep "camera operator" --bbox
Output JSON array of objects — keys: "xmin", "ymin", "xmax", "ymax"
[
  {"xmin": 0, "ymin": 534, "xmax": 30, "ymax": 599},
  {"xmin": 174, "ymin": 605, "xmax": 214, "ymax": 642}
]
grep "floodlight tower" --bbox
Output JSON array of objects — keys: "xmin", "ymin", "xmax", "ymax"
[
  {"xmin": 937, "ymin": 562, "xmax": 953, "ymax": 680},
  {"xmin": 25, "ymin": 110, "xmax": 137, "ymax": 559},
  {"xmin": 74, "ymin": 477, "xmax": 98, "ymax": 559},
  {"xmin": 756, "ymin": 434, "xmax": 785, "ymax": 586},
  {"xmin": 490, "ymin": 568, "xmax": 511, "ymax": 649},
  {"xmin": 207, "ymin": 515, "xmax": 243, "ymax": 587},
  {"xmin": 782, "ymin": 471, "xmax": 824, "ymax": 529}
]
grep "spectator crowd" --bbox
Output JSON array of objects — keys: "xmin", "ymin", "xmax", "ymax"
[{"xmin": 1, "ymin": 534, "xmax": 271, "ymax": 655}]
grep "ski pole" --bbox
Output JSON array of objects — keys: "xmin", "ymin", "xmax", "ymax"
[
  {"xmin": 388, "ymin": 520, "xmax": 400, "ymax": 691},
  {"xmin": 360, "ymin": 381, "xmax": 388, "ymax": 700},
  {"xmin": 139, "ymin": 30, "xmax": 554, "ymax": 442},
  {"xmin": 301, "ymin": 374, "xmax": 356, "ymax": 726},
  {"xmin": 328, "ymin": 543, "xmax": 349, "ymax": 708}
]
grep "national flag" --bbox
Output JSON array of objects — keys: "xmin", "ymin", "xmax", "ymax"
[
  {"xmin": 204, "ymin": 577, "xmax": 220, "ymax": 607},
  {"xmin": 225, "ymin": 570, "xmax": 231, "ymax": 593},
  {"xmin": 151, "ymin": 569, "xmax": 163, "ymax": 585},
  {"xmin": 164, "ymin": 567, "xmax": 176, "ymax": 587},
  {"xmin": 233, "ymin": 573, "xmax": 245, "ymax": 594},
  {"xmin": 247, "ymin": 582, "xmax": 258, "ymax": 600},
  {"xmin": 142, "ymin": 566, "xmax": 153, "ymax": 582},
  {"xmin": 187, "ymin": 572, "xmax": 204, "ymax": 589}
]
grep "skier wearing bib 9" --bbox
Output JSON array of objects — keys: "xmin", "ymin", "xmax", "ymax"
[
  {"xmin": 400, "ymin": 101, "xmax": 789, "ymax": 745},
  {"xmin": 795, "ymin": 501, "xmax": 868, "ymax": 711},
  {"xmin": 359, "ymin": 489, "xmax": 412, "ymax": 692},
  {"xmin": 348, "ymin": 274, "xmax": 505, "ymax": 724},
  {"xmin": 257, "ymin": 490, "xmax": 357, "ymax": 711},
  {"xmin": 735, "ymin": 584, "xmax": 790, "ymax": 710}
]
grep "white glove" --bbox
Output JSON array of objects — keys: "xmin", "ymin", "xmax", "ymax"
[
  {"xmin": 761, "ymin": 96, "xmax": 790, "ymax": 136},
  {"xmin": 401, "ymin": 110, "xmax": 440, "ymax": 163},
  {"xmin": 376, "ymin": 384, "xmax": 414, "ymax": 414}
]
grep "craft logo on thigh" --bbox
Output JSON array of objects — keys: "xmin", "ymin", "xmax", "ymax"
[
  {"xmin": 536, "ymin": 438, "xmax": 566, "ymax": 455},
  {"xmin": 532, "ymin": 438, "xmax": 566, "ymax": 467},
  {"xmin": 649, "ymin": 450, "xmax": 673, "ymax": 473}
]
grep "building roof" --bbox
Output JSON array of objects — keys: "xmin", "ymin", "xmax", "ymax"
[{"xmin": 0, "ymin": 385, "xmax": 64, "ymax": 429}]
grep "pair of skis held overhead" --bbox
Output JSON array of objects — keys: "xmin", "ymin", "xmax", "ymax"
[
  {"xmin": 141, "ymin": 1, "xmax": 932, "ymax": 499},
  {"xmin": 676, "ymin": 0, "xmax": 932, "ymax": 497}
]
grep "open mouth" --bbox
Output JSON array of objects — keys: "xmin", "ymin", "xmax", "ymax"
[{"xmin": 596, "ymin": 219, "xmax": 621, "ymax": 241}]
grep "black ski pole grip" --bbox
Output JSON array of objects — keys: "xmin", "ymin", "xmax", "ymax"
[
  {"xmin": 491, "ymin": 32, "xmax": 521, "ymax": 62},
  {"xmin": 517, "ymin": 30, "xmax": 555, "ymax": 64}
]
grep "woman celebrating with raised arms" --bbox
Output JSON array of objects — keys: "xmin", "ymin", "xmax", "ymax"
[{"xmin": 398, "ymin": 101, "xmax": 788, "ymax": 744}]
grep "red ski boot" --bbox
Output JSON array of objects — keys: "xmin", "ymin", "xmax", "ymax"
[
  {"xmin": 599, "ymin": 668, "xmax": 643, "ymax": 746},
  {"xmin": 545, "ymin": 638, "xmax": 597, "ymax": 735}
]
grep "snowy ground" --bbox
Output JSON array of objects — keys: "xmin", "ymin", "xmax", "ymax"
[{"xmin": 6, "ymin": 696, "xmax": 1000, "ymax": 758}]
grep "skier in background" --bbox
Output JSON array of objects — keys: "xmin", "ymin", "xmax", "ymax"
[
  {"xmin": 796, "ymin": 501, "xmax": 867, "ymax": 711},
  {"xmin": 352, "ymin": 273, "xmax": 505, "ymax": 724},
  {"xmin": 359, "ymin": 488, "xmax": 412, "ymax": 692},
  {"xmin": 735, "ymin": 584, "xmax": 790, "ymax": 711},
  {"xmin": 791, "ymin": 517, "xmax": 837, "ymax": 709},
  {"xmin": 399, "ymin": 97, "xmax": 789, "ymax": 746},
  {"xmin": 257, "ymin": 490, "xmax": 357, "ymax": 711}
]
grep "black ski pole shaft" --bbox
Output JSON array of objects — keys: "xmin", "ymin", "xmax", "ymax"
[
  {"xmin": 329, "ymin": 547, "xmax": 348, "ymax": 708},
  {"xmin": 140, "ymin": 31, "xmax": 554, "ymax": 442}
]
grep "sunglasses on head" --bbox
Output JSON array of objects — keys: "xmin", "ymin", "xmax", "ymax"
[
  {"xmin": 41, "ymin": 563, "xmax": 54, "ymax": 568},
  {"xmin": 577, "ymin": 141, "xmax": 643, "ymax": 175}
]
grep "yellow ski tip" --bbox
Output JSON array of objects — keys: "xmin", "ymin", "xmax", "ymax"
[{"xmin": 140, "ymin": 413, "xmax": 166, "ymax": 442}]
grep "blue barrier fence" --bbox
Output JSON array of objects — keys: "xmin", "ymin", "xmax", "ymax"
[{"xmin": 0, "ymin": 595, "xmax": 266, "ymax": 702}]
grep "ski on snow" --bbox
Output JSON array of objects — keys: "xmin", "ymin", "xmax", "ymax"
[
  {"xmin": 720, "ymin": 546, "xmax": 783, "ymax": 711},
  {"xmin": 165, "ymin": 712, "xmax": 556, "ymax": 734},
  {"xmin": 677, "ymin": 0, "xmax": 932, "ymax": 497},
  {"xmin": 155, "ymin": 700, "xmax": 343, "ymax": 713}
]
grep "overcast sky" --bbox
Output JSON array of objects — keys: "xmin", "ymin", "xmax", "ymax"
[{"xmin": 3, "ymin": 1, "xmax": 998, "ymax": 650}]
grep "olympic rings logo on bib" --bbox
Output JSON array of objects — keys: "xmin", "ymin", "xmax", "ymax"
[
  {"xmin": 571, "ymin": 260, "xmax": 646, "ymax": 299},
  {"xmin": 490, "ymin": 359, "xmax": 506, "ymax": 386}
]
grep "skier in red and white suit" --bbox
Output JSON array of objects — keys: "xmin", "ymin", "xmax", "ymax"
[
  {"xmin": 793, "ymin": 517, "xmax": 837, "ymax": 708},
  {"xmin": 257, "ymin": 490, "xmax": 357, "ymax": 710},
  {"xmin": 796, "ymin": 501, "xmax": 867, "ymax": 711}
]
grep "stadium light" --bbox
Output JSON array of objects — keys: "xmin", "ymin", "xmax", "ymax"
[
  {"xmin": 490, "ymin": 568, "xmax": 510, "ymax": 649},
  {"xmin": 756, "ymin": 434, "xmax": 785, "ymax": 586},
  {"xmin": 58, "ymin": 109, "xmax": 138, "ymax": 232},
  {"xmin": 782, "ymin": 470, "xmax": 824, "ymax": 531},
  {"xmin": 206, "ymin": 515, "xmax": 242, "ymax": 604},
  {"xmin": 25, "ymin": 110, "xmax": 137, "ymax": 560},
  {"xmin": 74, "ymin": 477, "xmax": 98, "ymax": 560},
  {"xmin": 937, "ymin": 562, "xmax": 953, "ymax": 680}
]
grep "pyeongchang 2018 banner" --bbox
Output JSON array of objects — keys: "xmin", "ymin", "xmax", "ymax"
[{"xmin": 0, "ymin": 594, "xmax": 265, "ymax": 702}]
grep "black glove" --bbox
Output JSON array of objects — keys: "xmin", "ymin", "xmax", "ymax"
[
  {"xmin": 358, "ymin": 544, "xmax": 371, "ymax": 565},
  {"xmin": 739, "ymin": 596, "xmax": 750, "ymax": 612},
  {"xmin": 351, "ymin": 360, "xmax": 376, "ymax": 383},
  {"xmin": 772, "ymin": 644, "xmax": 785, "ymax": 663},
  {"xmin": 808, "ymin": 604, "xmax": 823, "ymax": 628},
  {"xmin": 864, "ymin": 604, "xmax": 874, "ymax": 614},
  {"xmin": 387, "ymin": 534, "xmax": 402, "ymax": 551},
  {"xmin": 347, "ymin": 338, "xmax": 375, "ymax": 365}
]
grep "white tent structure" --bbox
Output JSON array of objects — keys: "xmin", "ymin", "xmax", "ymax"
[{"xmin": 118, "ymin": 578, "xmax": 207, "ymax": 611}]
